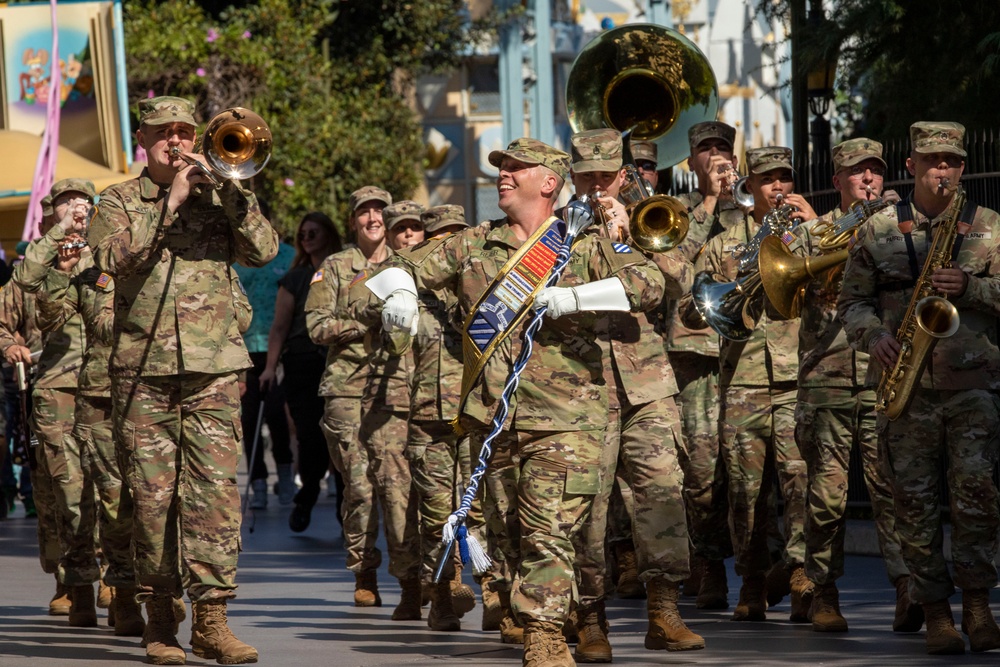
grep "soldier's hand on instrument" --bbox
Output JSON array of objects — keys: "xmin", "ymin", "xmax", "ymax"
[
  {"xmin": 58, "ymin": 199, "xmax": 90, "ymax": 233},
  {"xmin": 4, "ymin": 345, "xmax": 33, "ymax": 366},
  {"xmin": 56, "ymin": 235, "xmax": 84, "ymax": 272},
  {"xmin": 707, "ymin": 156, "xmax": 734, "ymax": 198},
  {"xmin": 382, "ymin": 289, "xmax": 419, "ymax": 335},
  {"xmin": 882, "ymin": 189, "xmax": 901, "ymax": 204},
  {"xmin": 870, "ymin": 334, "xmax": 901, "ymax": 369},
  {"xmin": 931, "ymin": 265, "xmax": 969, "ymax": 297},
  {"xmin": 784, "ymin": 194, "xmax": 817, "ymax": 223},
  {"xmin": 598, "ymin": 196, "xmax": 629, "ymax": 240}
]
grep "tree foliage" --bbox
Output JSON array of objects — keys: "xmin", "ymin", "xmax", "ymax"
[
  {"xmin": 123, "ymin": 0, "xmax": 473, "ymax": 236},
  {"xmin": 759, "ymin": 0, "xmax": 1000, "ymax": 138}
]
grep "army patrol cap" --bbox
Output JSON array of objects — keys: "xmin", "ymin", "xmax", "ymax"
[
  {"xmin": 40, "ymin": 194, "xmax": 54, "ymax": 217},
  {"xmin": 421, "ymin": 204, "xmax": 468, "ymax": 234},
  {"xmin": 746, "ymin": 146, "xmax": 793, "ymax": 174},
  {"xmin": 349, "ymin": 186, "xmax": 392, "ymax": 213},
  {"xmin": 138, "ymin": 96, "xmax": 197, "ymax": 127},
  {"xmin": 631, "ymin": 140, "xmax": 657, "ymax": 167},
  {"xmin": 488, "ymin": 137, "xmax": 572, "ymax": 179},
  {"xmin": 384, "ymin": 200, "xmax": 425, "ymax": 231},
  {"xmin": 570, "ymin": 129, "xmax": 623, "ymax": 173},
  {"xmin": 910, "ymin": 121, "xmax": 967, "ymax": 157},
  {"xmin": 832, "ymin": 138, "xmax": 886, "ymax": 171},
  {"xmin": 50, "ymin": 178, "xmax": 97, "ymax": 203},
  {"xmin": 688, "ymin": 121, "xmax": 736, "ymax": 151}
]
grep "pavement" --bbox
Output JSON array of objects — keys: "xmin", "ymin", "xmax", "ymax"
[{"xmin": 2, "ymin": 482, "xmax": 998, "ymax": 666}]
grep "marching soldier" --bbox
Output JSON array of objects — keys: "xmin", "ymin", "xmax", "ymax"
[{"xmin": 838, "ymin": 121, "xmax": 1000, "ymax": 655}]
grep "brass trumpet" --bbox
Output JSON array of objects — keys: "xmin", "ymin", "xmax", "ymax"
[{"xmin": 171, "ymin": 107, "xmax": 272, "ymax": 189}]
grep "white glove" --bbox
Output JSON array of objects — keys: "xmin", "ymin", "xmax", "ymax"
[
  {"xmin": 534, "ymin": 277, "xmax": 630, "ymax": 319},
  {"xmin": 366, "ymin": 267, "xmax": 419, "ymax": 335}
]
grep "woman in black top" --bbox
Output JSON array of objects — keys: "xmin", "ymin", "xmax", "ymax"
[{"xmin": 261, "ymin": 212, "xmax": 343, "ymax": 532}]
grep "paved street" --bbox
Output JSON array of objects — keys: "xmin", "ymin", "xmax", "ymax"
[{"xmin": 1, "ymin": 485, "xmax": 997, "ymax": 666}]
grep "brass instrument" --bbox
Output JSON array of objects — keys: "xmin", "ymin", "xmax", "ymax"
[
  {"xmin": 170, "ymin": 107, "xmax": 272, "ymax": 189},
  {"xmin": 759, "ymin": 196, "xmax": 894, "ymax": 318},
  {"xmin": 690, "ymin": 199, "xmax": 798, "ymax": 340},
  {"xmin": 875, "ymin": 184, "xmax": 964, "ymax": 420},
  {"xmin": 61, "ymin": 239, "xmax": 88, "ymax": 250}
]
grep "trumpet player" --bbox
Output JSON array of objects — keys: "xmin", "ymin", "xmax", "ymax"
[
  {"xmin": 838, "ymin": 121, "xmax": 1000, "ymax": 655},
  {"xmin": 564, "ymin": 129, "xmax": 704, "ymax": 660},
  {"xmin": 783, "ymin": 139, "xmax": 911, "ymax": 633}
]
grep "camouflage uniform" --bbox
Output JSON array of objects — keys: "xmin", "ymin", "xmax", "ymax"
[
  {"xmin": 692, "ymin": 215, "xmax": 806, "ymax": 579},
  {"xmin": 88, "ymin": 165, "xmax": 277, "ymax": 601},
  {"xmin": 13, "ymin": 224, "xmax": 94, "ymax": 587},
  {"xmin": 377, "ymin": 215, "xmax": 667, "ymax": 626},
  {"xmin": 838, "ymin": 191, "xmax": 1000, "ymax": 605},
  {"xmin": 787, "ymin": 204, "xmax": 906, "ymax": 587},
  {"xmin": 305, "ymin": 246, "xmax": 388, "ymax": 575}
]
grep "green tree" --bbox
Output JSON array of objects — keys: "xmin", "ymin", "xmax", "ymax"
[{"xmin": 124, "ymin": 0, "xmax": 473, "ymax": 236}]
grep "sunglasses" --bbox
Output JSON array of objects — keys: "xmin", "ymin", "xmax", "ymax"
[
  {"xmin": 635, "ymin": 161, "xmax": 657, "ymax": 172},
  {"xmin": 844, "ymin": 165, "xmax": 886, "ymax": 177},
  {"xmin": 297, "ymin": 229, "xmax": 321, "ymax": 241}
]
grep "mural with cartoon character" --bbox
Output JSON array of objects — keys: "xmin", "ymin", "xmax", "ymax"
[{"xmin": 17, "ymin": 46, "xmax": 93, "ymax": 107}]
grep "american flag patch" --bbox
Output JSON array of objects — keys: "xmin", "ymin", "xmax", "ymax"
[
  {"xmin": 310, "ymin": 269, "xmax": 325, "ymax": 284},
  {"xmin": 613, "ymin": 243, "xmax": 632, "ymax": 253},
  {"xmin": 96, "ymin": 273, "xmax": 112, "ymax": 289},
  {"xmin": 781, "ymin": 231, "xmax": 794, "ymax": 245},
  {"xmin": 349, "ymin": 269, "xmax": 367, "ymax": 287}
]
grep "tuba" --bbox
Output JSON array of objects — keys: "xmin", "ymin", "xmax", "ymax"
[
  {"xmin": 566, "ymin": 24, "xmax": 718, "ymax": 252},
  {"xmin": 170, "ymin": 107, "xmax": 272, "ymax": 189}
]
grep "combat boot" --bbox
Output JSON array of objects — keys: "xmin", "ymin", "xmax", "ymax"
[
  {"xmin": 451, "ymin": 565, "xmax": 476, "ymax": 617},
  {"xmin": 962, "ymin": 588, "xmax": 1000, "ymax": 653},
  {"xmin": 275, "ymin": 464, "xmax": 296, "ymax": 506},
  {"xmin": 191, "ymin": 599, "xmax": 258, "ymax": 664},
  {"xmin": 614, "ymin": 542, "xmax": 645, "ymax": 599},
  {"xmin": 523, "ymin": 620, "xmax": 574, "ymax": 667},
  {"xmin": 144, "ymin": 595, "xmax": 186, "ymax": 665},
  {"xmin": 645, "ymin": 576, "xmax": 705, "ymax": 651},
  {"xmin": 498, "ymin": 589, "xmax": 524, "ymax": 644},
  {"xmin": 765, "ymin": 561, "xmax": 790, "ymax": 607},
  {"xmin": 732, "ymin": 574, "xmax": 766, "ymax": 622},
  {"xmin": 391, "ymin": 577, "xmax": 423, "ymax": 621},
  {"xmin": 574, "ymin": 601, "xmax": 612, "ymax": 663},
  {"xmin": 68, "ymin": 584, "xmax": 98, "ymax": 627},
  {"xmin": 788, "ymin": 566, "xmax": 815, "ymax": 623},
  {"xmin": 249, "ymin": 479, "xmax": 267, "ymax": 510},
  {"xmin": 696, "ymin": 559, "xmax": 729, "ymax": 610},
  {"xmin": 354, "ymin": 570, "xmax": 381, "ymax": 607},
  {"xmin": 480, "ymin": 576, "xmax": 502, "ymax": 631},
  {"xmin": 810, "ymin": 582, "xmax": 847, "ymax": 632},
  {"xmin": 49, "ymin": 580, "xmax": 71, "ymax": 615},
  {"xmin": 892, "ymin": 575, "xmax": 923, "ymax": 632},
  {"xmin": 683, "ymin": 555, "xmax": 706, "ymax": 597},
  {"xmin": 427, "ymin": 580, "xmax": 461, "ymax": 631},
  {"xmin": 112, "ymin": 586, "xmax": 146, "ymax": 637},
  {"xmin": 923, "ymin": 598, "xmax": 965, "ymax": 655}
]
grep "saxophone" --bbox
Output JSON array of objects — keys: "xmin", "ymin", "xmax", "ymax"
[{"xmin": 874, "ymin": 182, "xmax": 965, "ymax": 420}]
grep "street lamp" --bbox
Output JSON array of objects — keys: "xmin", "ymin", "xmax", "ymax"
[{"xmin": 805, "ymin": 4, "xmax": 837, "ymax": 190}]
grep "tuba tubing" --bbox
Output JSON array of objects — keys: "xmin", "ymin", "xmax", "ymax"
[{"xmin": 758, "ymin": 236, "xmax": 848, "ymax": 319}]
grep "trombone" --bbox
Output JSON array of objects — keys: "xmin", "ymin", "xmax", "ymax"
[{"xmin": 170, "ymin": 107, "xmax": 272, "ymax": 189}]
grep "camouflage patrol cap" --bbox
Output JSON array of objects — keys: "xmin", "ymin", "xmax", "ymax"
[
  {"xmin": 570, "ymin": 129, "xmax": 623, "ymax": 173},
  {"xmin": 349, "ymin": 186, "xmax": 392, "ymax": 213},
  {"xmin": 50, "ymin": 178, "xmax": 97, "ymax": 203},
  {"xmin": 688, "ymin": 121, "xmax": 736, "ymax": 151},
  {"xmin": 746, "ymin": 146, "xmax": 793, "ymax": 174},
  {"xmin": 910, "ymin": 121, "xmax": 966, "ymax": 157},
  {"xmin": 631, "ymin": 140, "xmax": 658, "ymax": 166},
  {"xmin": 40, "ymin": 194, "xmax": 54, "ymax": 217},
  {"xmin": 488, "ymin": 137, "xmax": 571, "ymax": 179},
  {"xmin": 384, "ymin": 200, "xmax": 425, "ymax": 231},
  {"xmin": 421, "ymin": 204, "xmax": 468, "ymax": 234},
  {"xmin": 138, "ymin": 96, "xmax": 197, "ymax": 127},
  {"xmin": 832, "ymin": 138, "xmax": 886, "ymax": 171}
]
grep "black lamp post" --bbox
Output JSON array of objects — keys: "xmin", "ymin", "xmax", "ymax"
[{"xmin": 805, "ymin": 4, "xmax": 837, "ymax": 191}]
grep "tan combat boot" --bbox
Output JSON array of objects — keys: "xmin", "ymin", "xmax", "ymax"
[
  {"xmin": 810, "ymin": 582, "xmax": 848, "ymax": 632},
  {"xmin": 354, "ymin": 570, "xmax": 381, "ymax": 607},
  {"xmin": 788, "ymin": 566, "xmax": 815, "ymax": 623},
  {"xmin": 480, "ymin": 574, "xmax": 502, "ymax": 632},
  {"xmin": 498, "ymin": 589, "xmax": 524, "ymax": 644},
  {"xmin": 111, "ymin": 587, "xmax": 146, "ymax": 637},
  {"xmin": 391, "ymin": 577, "xmax": 423, "ymax": 621},
  {"xmin": 49, "ymin": 580, "xmax": 71, "ymax": 615},
  {"xmin": 451, "ymin": 565, "xmax": 476, "ymax": 617},
  {"xmin": 68, "ymin": 584, "xmax": 98, "ymax": 627},
  {"xmin": 614, "ymin": 542, "xmax": 645, "ymax": 599},
  {"xmin": 696, "ymin": 559, "xmax": 729, "ymax": 610},
  {"xmin": 732, "ymin": 574, "xmax": 767, "ymax": 622},
  {"xmin": 427, "ymin": 580, "xmax": 461, "ymax": 631},
  {"xmin": 645, "ymin": 576, "xmax": 705, "ymax": 651},
  {"xmin": 962, "ymin": 588, "xmax": 1000, "ymax": 653},
  {"xmin": 191, "ymin": 599, "xmax": 258, "ymax": 664},
  {"xmin": 923, "ymin": 599, "xmax": 965, "ymax": 655},
  {"xmin": 144, "ymin": 595, "xmax": 186, "ymax": 665},
  {"xmin": 574, "ymin": 601, "xmax": 612, "ymax": 663},
  {"xmin": 523, "ymin": 620, "xmax": 574, "ymax": 667},
  {"xmin": 765, "ymin": 561, "xmax": 790, "ymax": 607},
  {"xmin": 892, "ymin": 575, "xmax": 923, "ymax": 632}
]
